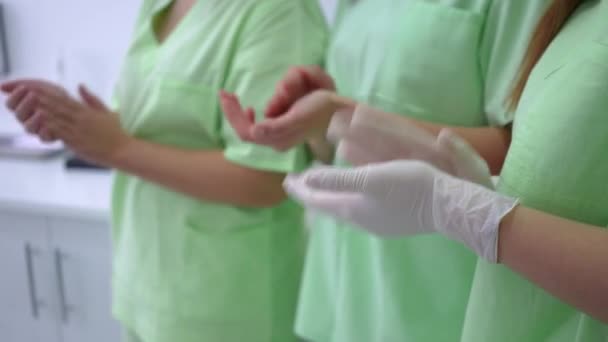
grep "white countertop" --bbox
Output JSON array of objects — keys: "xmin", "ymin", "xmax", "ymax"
[
  {"xmin": 0, "ymin": 109, "xmax": 109, "ymax": 222},
  {"xmin": 0, "ymin": 155, "xmax": 112, "ymax": 222}
]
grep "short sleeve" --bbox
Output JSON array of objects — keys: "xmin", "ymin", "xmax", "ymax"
[
  {"xmin": 479, "ymin": 1, "xmax": 548, "ymax": 126},
  {"xmin": 222, "ymin": 1, "xmax": 328, "ymax": 173}
]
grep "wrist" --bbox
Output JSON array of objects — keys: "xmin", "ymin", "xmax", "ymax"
[
  {"xmin": 497, "ymin": 205, "xmax": 520, "ymax": 263},
  {"xmin": 308, "ymin": 91, "xmax": 357, "ymax": 142},
  {"xmin": 108, "ymin": 134, "xmax": 139, "ymax": 169}
]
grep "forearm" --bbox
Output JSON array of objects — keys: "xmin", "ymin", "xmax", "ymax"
[
  {"xmin": 406, "ymin": 119, "xmax": 511, "ymax": 175},
  {"xmin": 498, "ymin": 206, "xmax": 608, "ymax": 322},
  {"xmin": 110, "ymin": 138, "xmax": 287, "ymax": 207}
]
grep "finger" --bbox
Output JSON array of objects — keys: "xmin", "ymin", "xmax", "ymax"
[
  {"xmin": 3, "ymin": 80, "xmax": 36, "ymax": 94},
  {"xmin": 37, "ymin": 102, "xmax": 76, "ymax": 123},
  {"xmin": 345, "ymin": 123, "xmax": 421, "ymax": 159},
  {"xmin": 245, "ymin": 107, "xmax": 255, "ymax": 123},
  {"xmin": 251, "ymin": 111, "xmax": 304, "ymax": 139},
  {"xmin": 249, "ymin": 124, "xmax": 305, "ymax": 149},
  {"xmin": 235, "ymin": 128, "xmax": 298, "ymax": 149},
  {"xmin": 5, "ymin": 85, "xmax": 28, "ymax": 110},
  {"xmin": 14, "ymin": 92, "xmax": 38, "ymax": 122},
  {"xmin": 37, "ymin": 90, "xmax": 80, "ymax": 112},
  {"xmin": 2, "ymin": 79, "xmax": 62, "ymax": 94},
  {"xmin": 265, "ymin": 89, "xmax": 294, "ymax": 118},
  {"xmin": 300, "ymin": 66, "xmax": 335, "ymax": 90},
  {"xmin": 351, "ymin": 106, "xmax": 436, "ymax": 147},
  {"xmin": 1, "ymin": 80, "xmax": 26, "ymax": 93},
  {"xmin": 37, "ymin": 96, "xmax": 80, "ymax": 123},
  {"xmin": 346, "ymin": 108, "xmax": 441, "ymax": 162},
  {"xmin": 282, "ymin": 69, "xmax": 309, "ymax": 99},
  {"xmin": 337, "ymin": 139, "xmax": 388, "ymax": 166},
  {"xmin": 78, "ymin": 84, "xmax": 109, "ymax": 111},
  {"xmin": 265, "ymin": 68, "xmax": 309, "ymax": 118},
  {"xmin": 283, "ymin": 175, "xmax": 364, "ymax": 213},
  {"xmin": 326, "ymin": 108, "xmax": 355, "ymax": 144},
  {"xmin": 220, "ymin": 91, "xmax": 247, "ymax": 116},
  {"xmin": 23, "ymin": 111, "xmax": 45, "ymax": 135},
  {"xmin": 39, "ymin": 127, "xmax": 57, "ymax": 143},
  {"xmin": 46, "ymin": 117, "xmax": 74, "ymax": 140},
  {"xmin": 269, "ymin": 84, "xmax": 292, "ymax": 117},
  {"xmin": 219, "ymin": 91, "xmax": 254, "ymax": 141},
  {"xmin": 289, "ymin": 166, "xmax": 371, "ymax": 193}
]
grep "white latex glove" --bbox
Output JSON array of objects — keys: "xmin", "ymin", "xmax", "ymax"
[
  {"xmin": 284, "ymin": 161, "xmax": 518, "ymax": 262},
  {"xmin": 334, "ymin": 104, "xmax": 494, "ymax": 188}
]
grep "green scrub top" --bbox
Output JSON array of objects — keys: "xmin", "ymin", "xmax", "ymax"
[
  {"xmin": 110, "ymin": 1, "xmax": 327, "ymax": 342},
  {"xmin": 295, "ymin": 1, "xmax": 547, "ymax": 341},
  {"xmin": 462, "ymin": 2, "xmax": 608, "ymax": 341}
]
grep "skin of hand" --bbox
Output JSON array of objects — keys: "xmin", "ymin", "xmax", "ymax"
[
  {"xmin": 4, "ymin": 83, "xmax": 286, "ymax": 207},
  {"xmin": 264, "ymin": 65, "xmax": 336, "ymax": 119},
  {"xmin": 1, "ymin": 79, "xmax": 69, "ymax": 142},
  {"xmin": 336, "ymin": 105, "xmax": 494, "ymax": 188},
  {"xmin": 220, "ymin": 89, "xmax": 356, "ymax": 152},
  {"xmin": 34, "ymin": 84, "xmax": 132, "ymax": 166},
  {"xmin": 222, "ymin": 79, "xmax": 510, "ymax": 172}
]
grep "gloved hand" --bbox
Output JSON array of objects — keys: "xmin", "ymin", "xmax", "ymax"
[
  {"xmin": 335, "ymin": 104, "xmax": 494, "ymax": 188},
  {"xmin": 284, "ymin": 160, "xmax": 518, "ymax": 262}
]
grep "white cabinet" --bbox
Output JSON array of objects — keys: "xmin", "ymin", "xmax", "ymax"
[
  {"xmin": 0, "ymin": 211, "xmax": 121, "ymax": 342},
  {"xmin": 0, "ymin": 213, "xmax": 57, "ymax": 342},
  {"xmin": 49, "ymin": 218, "xmax": 120, "ymax": 342}
]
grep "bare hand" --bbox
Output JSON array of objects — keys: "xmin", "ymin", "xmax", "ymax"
[
  {"xmin": 37, "ymin": 85, "xmax": 132, "ymax": 166},
  {"xmin": 221, "ymin": 89, "xmax": 350, "ymax": 151},
  {"xmin": 1, "ymin": 79, "xmax": 68, "ymax": 142},
  {"xmin": 264, "ymin": 65, "xmax": 335, "ymax": 119}
]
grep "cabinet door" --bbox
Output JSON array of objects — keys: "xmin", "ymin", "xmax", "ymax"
[
  {"xmin": 0, "ymin": 212, "xmax": 58, "ymax": 342},
  {"xmin": 49, "ymin": 218, "xmax": 121, "ymax": 342}
]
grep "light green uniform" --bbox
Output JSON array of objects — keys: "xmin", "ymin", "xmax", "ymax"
[
  {"xmin": 462, "ymin": 1, "xmax": 608, "ymax": 341},
  {"xmin": 295, "ymin": 1, "xmax": 546, "ymax": 341},
  {"xmin": 110, "ymin": 1, "xmax": 327, "ymax": 341}
]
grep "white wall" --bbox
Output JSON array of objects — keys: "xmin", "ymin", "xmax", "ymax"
[
  {"xmin": 1, "ymin": 0, "xmax": 140, "ymax": 95},
  {"xmin": 0, "ymin": 0, "xmax": 338, "ymax": 133},
  {"xmin": 0, "ymin": 0, "xmax": 140, "ymax": 133},
  {"xmin": 319, "ymin": 0, "xmax": 339, "ymax": 24}
]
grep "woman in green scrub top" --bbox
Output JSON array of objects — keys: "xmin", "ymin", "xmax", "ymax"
[
  {"xmin": 221, "ymin": 0, "xmax": 547, "ymax": 341},
  {"xmin": 232, "ymin": 0, "xmax": 608, "ymax": 340},
  {"xmin": 461, "ymin": 0, "xmax": 608, "ymax": 340},
  {"xmin": 1, "ymin": 1, "xmax": 327, "ymax": 341}
]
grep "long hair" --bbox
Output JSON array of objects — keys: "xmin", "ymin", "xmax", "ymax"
[{"xmin": 508, "ymin": 0, "xmax": 584, "ymax": 110}]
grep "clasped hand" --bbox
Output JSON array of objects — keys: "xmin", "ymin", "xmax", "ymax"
[{"xmin": 1, "ymin": 80, "xmax": 130, "ymax": 165}]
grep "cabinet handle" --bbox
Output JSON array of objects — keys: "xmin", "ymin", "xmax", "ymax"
[
  {"xmin": 54, "ymin": 249, "xmax": 72, "ymax": 324},
  {"xmin": 24, "ymin": 243, "xmax": 43, "ymax": 319}
]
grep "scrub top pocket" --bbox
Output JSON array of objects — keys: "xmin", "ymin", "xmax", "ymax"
[
  {"xmin": 374, "ymin": 2, "xmax": 485, "ymax": 124},
  {"xmin": 126, "ymin": 79, "xmax": 221, "ymax": 148}
]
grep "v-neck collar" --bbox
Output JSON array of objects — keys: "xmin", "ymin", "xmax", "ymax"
[{"xmin": 148, "ymin": 0, "xmax": 201, "ymax": 48}]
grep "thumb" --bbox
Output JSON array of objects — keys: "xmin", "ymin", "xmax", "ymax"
[
  {"xmin": 288, "ymin": 166, "xmax": 371, "ymax": 193},
  {"xmin": 78, "ymin": 84, "xmax": 109, "ymax": 111}
]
